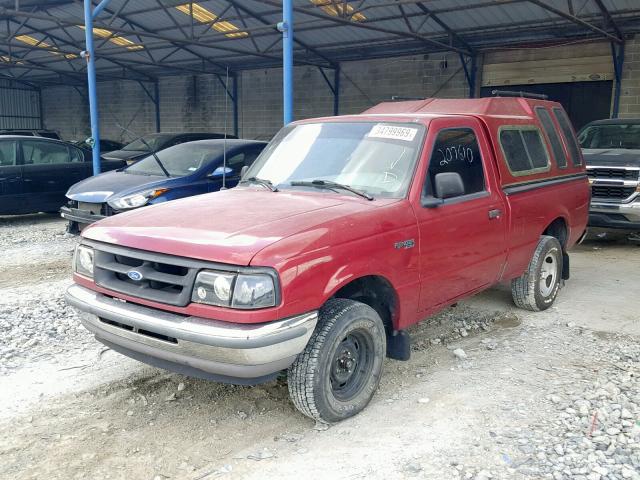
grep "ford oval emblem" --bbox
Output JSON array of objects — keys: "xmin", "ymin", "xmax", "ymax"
[{"xmin": 127, "ymin": 270, "xmax": 143, "ymax": 281}]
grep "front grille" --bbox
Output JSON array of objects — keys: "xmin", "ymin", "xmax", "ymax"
[
  {"xmin": 587, "ymin": 168, "xmax": 639, "ymax": 181},
  {"xmin": 93, "ymin": 246, "xmax": 198, "ymax": 306},
  {"xmin": 591, "ymin": 185, "xmax": 636, "ymax": 199}
]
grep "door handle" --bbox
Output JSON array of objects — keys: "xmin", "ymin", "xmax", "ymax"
[{"xmin": 488, "ymin": 209, "xmax": 502, "ymax": 219}]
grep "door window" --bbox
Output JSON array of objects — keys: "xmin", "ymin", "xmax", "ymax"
[
  {"xmin": 535, "ymin": 107, "xmax": 568, "ymax": 168},
  {"xmin": 552, "ymin": 108, "xmax": 582, "ymax": 166},
  {"xmin": 22, "ymin": 140, "xmax": 74, "ymax": 165},
  {"xmin": 0, "ymin": 141, "xmax": 17, "ymax": 166},
  {"xmin": 425, "ymin": 128, "xmax": 485, "ymax": 198}
]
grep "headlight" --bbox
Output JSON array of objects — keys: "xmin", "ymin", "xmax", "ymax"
[
  {"xmin": 74, "ymin": 245, "xmax": 94, "ymax": 278},
  {"xmin": 192, "ymin": 271, "xmax": 235, "ymax": 307},
  {"xmin": 108, "ymin": 188, "xmax": 168, "ymax": 210},
  {"xmin": 192, "ymin": 270, "xmax": 277, "ymax": 309}
]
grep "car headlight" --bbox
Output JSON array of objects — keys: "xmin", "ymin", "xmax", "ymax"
[
  {"xmin": 74, "ymin": 245, "xmax": 94, "ymax": 278},
  {"xmin": 192, "ymin": 270, "xmax": 277, "ymax": 309},
  {"xmin": 108, "ymin": 188, "xmax": 168, "ymax": 210}
]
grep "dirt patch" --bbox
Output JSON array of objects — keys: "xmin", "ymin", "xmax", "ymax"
[{"xmin": 0, "ymin": 217, "xmax": 639, "ymax": 480}]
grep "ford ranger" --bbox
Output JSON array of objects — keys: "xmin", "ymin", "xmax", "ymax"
[{"xmin": 65, "ymin": 97, "xmax": 590, "ymax": 423}]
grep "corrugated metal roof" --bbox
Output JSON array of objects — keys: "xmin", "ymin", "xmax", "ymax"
[{"xmin": 0, "ymin": 0, "xmax": 639, "ymax": 85}]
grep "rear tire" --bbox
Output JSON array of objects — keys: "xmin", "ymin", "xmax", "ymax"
[
  {"xmin": 511, "ymin": 235, "xmax": 563, "ymax": 311},
  {"xmin": 287, "ymin": 298, "xmax": 386, "ymax": 423}
]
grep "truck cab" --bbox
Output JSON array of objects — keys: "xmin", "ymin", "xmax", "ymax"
[{"xmin": 66, "ymin": 97, "xmax": 589, "ymax": 423}]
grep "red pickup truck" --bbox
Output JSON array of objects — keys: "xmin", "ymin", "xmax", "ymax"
[{"xmin": 66, "ymin": 97, "xmax": 589, "ymax": 423}]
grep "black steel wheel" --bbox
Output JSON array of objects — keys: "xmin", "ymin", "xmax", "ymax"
[{"xmin": 287, "ymin": 298, "xmax": 386, "ymax": 423}]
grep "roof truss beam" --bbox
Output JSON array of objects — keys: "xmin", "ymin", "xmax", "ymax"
[{"xmin": 527, "ymin": 0, "xmax": 623, "ymax": 43}]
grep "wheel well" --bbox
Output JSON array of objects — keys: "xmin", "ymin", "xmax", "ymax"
[
  {"xmin": 331, "ymin": 275, "xmax": 398, "ymax": 333},
  {"xmin": 543, "ymin": 217, "xmax": 568, "ymax": 249}
]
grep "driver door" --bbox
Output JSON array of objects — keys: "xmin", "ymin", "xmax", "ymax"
[{"xmin": 413, "ymin": 117, "xmax": 507, "ymax": 312}]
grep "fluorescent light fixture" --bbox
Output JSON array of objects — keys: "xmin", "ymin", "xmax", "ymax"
[
  {"xmin": 175, "ymin": 3, "xmax": 248, "ymax": 38},
  {"xmin": 14, "ymin": 34, "xmax": 77, "ymax": 59},
  {"xmin": 0, "ymin": 55, "xmax": 23, "ymax": 64},
  {"xmin": 78, "ymin": 26, "xmax": 144, "ymax": 50},
  {"xmin": 310, "ymin": 0, "xmax": 366, "ymax": 21}
]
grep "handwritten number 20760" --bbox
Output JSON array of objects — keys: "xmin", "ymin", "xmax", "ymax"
[{"xmin": 438, "ymin": 145, "xmax": 474, "ymax": 166}]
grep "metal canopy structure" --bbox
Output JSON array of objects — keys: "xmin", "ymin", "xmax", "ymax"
[
  {"xmin": 0, "ymin": 0, "xmax": 639, "ymax": 86},
  {"xmin": 1, "ymin": 0, "xmax": 640, "ymax": 173}
]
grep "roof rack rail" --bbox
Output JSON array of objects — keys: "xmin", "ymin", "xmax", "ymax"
[
  {"xmin": 491, "ymin": 89, "xmax": 549, "ymax": 100},
  {"xmin": 391, "ymin": 96, "xmax": 425, "ymax": 101}
]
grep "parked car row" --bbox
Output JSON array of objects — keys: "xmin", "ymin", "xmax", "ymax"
[
  {"xmin": 61, "ymin": 139, "xmax": 265, "ymax": 231},
  {"xmin": 0, "ymin": 131, "xmax": 247, "ymax": 219}
]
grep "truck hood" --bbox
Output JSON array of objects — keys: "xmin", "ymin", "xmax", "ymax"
[
  {"xmin": 66, "ymin": 170, "xmax": 168, "ymax": 203},
  {"xmin": 583, "ymin": 148, "xmax": 640, "ymax": 168},
  {"xmin": 82, "ymin": 188, "xmax": 373, "ymax": 265}
]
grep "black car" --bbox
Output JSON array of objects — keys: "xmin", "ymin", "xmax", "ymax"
[
  {"xmin": 103, "ymin": 132, "xmax": 238, "ymax": 164},
  {"xmin": 74, "ymin": 138, "xmax": 124, "ymax": 153},
  {"xmin": 0, "ymin": 136, "xmax": 125, "ymax": 216}
]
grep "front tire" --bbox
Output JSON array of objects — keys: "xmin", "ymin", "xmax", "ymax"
[
  {"xmin": 287, "ymin": 298, "xmax": 386, "ymax": 423},
  {"xmin": 511, "ymin": 235, "xmax": 563, "ymax": 311}
]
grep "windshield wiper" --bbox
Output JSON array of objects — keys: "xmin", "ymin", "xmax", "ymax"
[
  {"xmin": 240, "ymin": 177, "xmax": 278, "ymax": 192},
  {"xmin": 290, "ymin": 180, "xmax": 373, "ymax": 201},
  {"xmin": 115, "ymin": 122, "xmax": 170, "ymax": 178}
]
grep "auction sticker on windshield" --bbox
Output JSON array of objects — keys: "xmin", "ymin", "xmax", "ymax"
[{"xmin": 368, "ymin": 124, "xmax": 418, "ymax": 142}]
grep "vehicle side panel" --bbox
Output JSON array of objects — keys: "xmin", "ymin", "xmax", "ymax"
[
  {"xmin": 499, "ymin": 177, "xmax": 590, "ymax": 280},
  {"xmin": 250, "ymin": 200, "xmax": 422, "ymax": 330}
]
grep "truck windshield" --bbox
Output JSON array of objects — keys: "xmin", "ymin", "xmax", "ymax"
[
  {"xmin": 578, "ymin": 123, "xmax": 640, "ymax": 149},
  {"xmin": 244, "ymin": 122, "xmax": 425, "ymax": 199}
]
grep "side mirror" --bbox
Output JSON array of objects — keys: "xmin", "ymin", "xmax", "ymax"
[
  {"xmin": 240, "ymin": 165, "xmax": 249, "ymax": 179},
  {"xmin": 434, "ymin": 172, "xmax": 465, "ymax": 199},
  {"xmin": 421, "ymin": 196, "xmax": 443, "ymax": 208},
  {"xmin": 421, "ymin": 172, "xmax": 465, "ymax": 208},
  {"xmin": 209, "ymin": 166, "xmax": 233, "ymax": 178}
]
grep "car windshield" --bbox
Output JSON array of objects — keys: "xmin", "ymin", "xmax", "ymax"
[
  {"xmin": 244, "ymin": 122, "xmax": 425, "ymax": 199},
  {"xmin": 578, "ymin": 123, "xmax": 640, "ymax": 149},
  {"xmin": 125, "ymin": 142, "xmax": 224, "ymax": 177},
  {"xmin": 123, "ymin": 133, "xmax": 174, "ymax": 151}
]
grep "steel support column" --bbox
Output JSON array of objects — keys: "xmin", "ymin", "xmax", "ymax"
[
  {"xmin": 611, "ymin": 42, "xmax": 625, "ymax": 118},
  {"xmin": 154, "ymin": 81, "xmax": 161, "ymax": 132},
  {"xmin": 460, "ymin": 53, "xmax": 477, "ymax": 99},
  {"xmin": 282, "ymin": 0, "xmax": 294, "ymax": 125},
  {"xmin": 333, "ymin": 65, "xmax": 340, "ymax": 116},
  {"xmin": 318, "ymin": 65, "xmax": 340, "ymax": 116},
  {"xmin": 83, "ymin": 0, "xmax": 108, "ymax": 175},
  {"xmin": 232, "ymin": 74, "xmax": 239, "ymax": 138}
]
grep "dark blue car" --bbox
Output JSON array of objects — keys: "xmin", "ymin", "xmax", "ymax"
[{"xmin": 61, "ymin": 139, "xmax": 266, "ymax": 231}]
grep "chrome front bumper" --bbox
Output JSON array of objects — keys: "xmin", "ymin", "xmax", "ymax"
[
  {"xmin": 590, "ymin": 199, "xmax": 640, "ymax": 230},
  {"xmin": 65, "ymin": 284, "xmax": 318, "ymax": 383}
]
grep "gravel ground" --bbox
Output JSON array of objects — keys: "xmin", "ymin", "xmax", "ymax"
[{"xmin": 0, "ymin": 214, "xmax": 638, "ymax": 480}]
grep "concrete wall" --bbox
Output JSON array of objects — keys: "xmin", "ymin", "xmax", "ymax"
[
  {"xmin": 41, "ymin": 52, "xmax": 469, "ymax": 142},
  {"xmin": 618, "ymin": 36, "xmax": 640, "ymax": 118},
  {"xmin": 43, "ymin": 37, "xmax": 640, "ymax": 142}
]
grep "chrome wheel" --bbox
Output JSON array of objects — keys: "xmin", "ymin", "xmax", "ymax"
[{"xmin": 539, "ymin": 251, "xmax": 558, "ymax": 297}]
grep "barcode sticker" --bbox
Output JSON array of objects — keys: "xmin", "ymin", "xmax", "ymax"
[{"xmin": 368, "ymin": 124, "xmax": 418, "ymax": 142}]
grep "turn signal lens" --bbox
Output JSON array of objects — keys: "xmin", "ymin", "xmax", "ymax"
[{"xmin": 74, "ymin": 245, "xmax": 94, "ymax": 278}]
